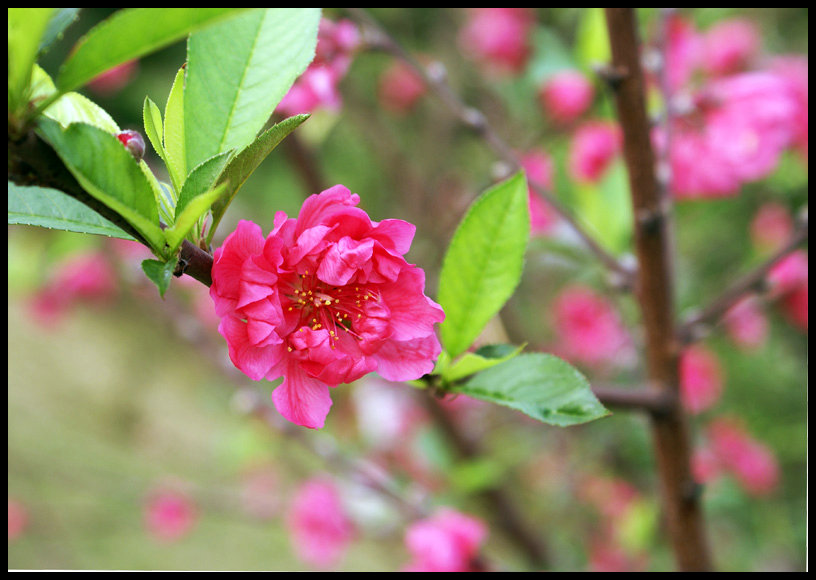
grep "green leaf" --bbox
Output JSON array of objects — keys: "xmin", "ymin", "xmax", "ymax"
[
  {"xmin": 142, "ymin": 96, "xmax": 174, "ymax": 184},
  {"xmin": 8, "ymin": 182, "xmax": 136, "ymax": 240},
  {"xmin": 208, "ymin": 114, "xmax": 310, "ymax": 241},
  {"xmin": 572, "ymin": 159, "xmax": 632, "ymax": 254},
  {"xmin": 184, "ymin": 8, "xmax": 320, "ymax": 171},
  {"xmin": 442, "ymin": 343, "xmax": 525, "ymax": 384},
  {"xmin": 163, "ymin": 65, "xmax": 187, "ymax": 188},
  {"xmin": 141, "ymin": 257, "xmax": 178, "ymax": 298},
  {"xmin": 8, "ymin": 8, "xmax": 56, "ymax": 117},
  {"xmin": 40, "ymin": 8, "xmax": 80, "ymax": 54},
  {"xmin": 54, "ymin": 8, "xmax": 246, "ymax": 95},
  {"xmin": 165, "ymin": 181, "xmax": 229, "ymax": 254},
  {"xmin": 36, "ymin": 118, "xmax": 165, "ymax": 253},
  {"xmin": 575, "ymin": 7, "xmax": 611, "ymax": 69},
  {"xmin": 176, "ymin": 152, "xmax": 233, "ymax": 220},
  {"xmin": 453, "ymin": 353, "xmax": 610, "ymax": 427},
  {"xmin": 30, "ymin": 65, "xmax": 119, "ymax": 133},
  {"xmin": 438, "ymin": 172, "xmax": 530, "ymax": 358}
]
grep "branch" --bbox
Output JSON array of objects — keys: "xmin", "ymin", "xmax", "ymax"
[
  {"xmin": 604, "ymin": 8, "xmax": 712, "ymax": 571},
  {"xmin": 677, "ymin": 212, "xmax": 809, "ymax": 344},
  {"xmin": 345, "ymin": 8, "xmax": 636, "ymax": 285}
]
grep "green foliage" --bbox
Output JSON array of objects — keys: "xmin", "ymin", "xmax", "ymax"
[
  {"xmin": 438, "ymin": 172, "xmax": 531, "ymax": 358},
  {"xmin": 36, "ymin": 118, "xmax": 166, "ymax": 254},
  {"xmin": 7, "ymin": 182, "xmax": 136, "ymax": 240},
  {"xmin": 452, "ymin": 353, "xmax": 610, "ymax": 427},
  {"xmin": 183, "ymin": 8, "xmax": 321, "ymax": 171}
]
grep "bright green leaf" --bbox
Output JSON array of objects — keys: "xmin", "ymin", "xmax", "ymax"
[
  {"xmin": 142, "ymin": 96, "xmax": 176, "ymax": 189},
  {"xmin": 30, "ymin": 65, "xmax": 119, "ymax": 133},
  {"xmin": 8, "ymin": 8, "xmax": 54, "ymax": 117},
  {"xmin": 176, "ymin": 152, "xmax": 233, "ymax": 220},
  {"xmin": 442, "ymin": 343, "xmax": 525, "ymax": 384},
  {"xmin": 141, "ymin": 257, "xmax": 178, "ymax": 297},
  {"xmin": 36, "ymin": 118, "xmax": 165, "ymax": 253},
  {"xmin": 8, "ymin": 182, "xmax": 136, "ymax": 240},
  {"xmin": 39, "ymin": 8, "xmax": 80, "ymax": 54},
  {"xmin": 54, "ymin": 8, "xmax": 245, "ymax": 95},
  {"xmin": 453, "ymin": 353, "xmax": 610, "ymax": 427},
  {"xmin": 575, "ymin": 7, "xmax": 611, "ymax": 69},
  {"xmin": 438, "ymin": 172, "xmax": 530, "ymax": 358},
  {"xmin": 208, "ymin": 114, "xmax": 310, "ymax": 241},
  {"xmin": 184, "ymin": 8, "xmax": 320, "ymax": 171},
  {"xmin": 165, "ymin": 181, "xmax": 229, "ymax": 254},
  {"xmin": 163, "ymin": 65, "xmax": 187, "ymax": 187},
  {"xmin": 572, "ymin": 159, "xmax": 632, "ymax": 254}
]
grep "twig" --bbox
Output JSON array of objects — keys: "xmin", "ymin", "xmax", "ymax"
[
  {"xmin": 677, "ymin": 213, "xmax": 809, "ymax": 344},
  {"xmin": 604, "ymin": 8, "xmax": 712, "ymax": 571},
  {"xmin": 344, "ymin": 8, "xmax": 636, "ymax": 285}
]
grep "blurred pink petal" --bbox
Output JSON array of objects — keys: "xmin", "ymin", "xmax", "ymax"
[
  {"xmin": 403, "ymin": 508, "xmax": 488, "ymax": 572},
  {"xmin": 679, "ymin": 345, "xmax": 724, "ymax": 414}
]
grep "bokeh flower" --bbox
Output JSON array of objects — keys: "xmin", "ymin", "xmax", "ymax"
[
  {"xmin": 458, "ymin": 8, "xmax": 534, "ymax": 76},
  {"xmin": 403, "ymin": 508, "xmax": 488, "ymax": 572},
  {"xmin": 679, "ymin": 345, "xmax": 724, "ymax": 414},
  {"xmin": 538, "ymin": 70, "xmax": 595, "ymax": 125},
  {"xmin": 210, "ymin": 185, "xmax": 444, "ymax": 429},
  {"xmin": 568, "ymin": 121, "xmax": 622, "ymax": 184},
  {"xmin": 287, "ymin": 478, "xmax": 355, "ymax": 569},
  {"xmin": 144, "ymin": 487, "xmax": 197, "ymax": 542}
]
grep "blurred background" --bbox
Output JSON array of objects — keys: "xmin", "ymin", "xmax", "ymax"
[{"xmin": 8, "ymin": 8, "xmax": 808, "ymax": 571}]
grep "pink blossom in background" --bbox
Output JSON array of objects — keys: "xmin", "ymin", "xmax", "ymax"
[
  {"xmin": 679, "ymin": 345, "xmax": 724, "ymax": 414},
  {"xmin": 86, "ymin": 60, "xmax": 138, "ymax": 96},
  {"xmin": 780, "ymin": 283, "xmax": 808, "ymax": 332},
  {"xmin": 378, "ymin": 59, "xmax": 427, "ymax": 115},
  {"xmin": 352, "ymin": 377, "xmax": 426, "ymax": 450},
  {"xmin": 538, "ymin": 70, "xmax": 595, "ymax": 125},
  {"xmin": 588, "ymin": 540, "xmax": 646, "ymax": 573},
  {"xmin": 458, "ymin": 8, "xmax": 535, "ymax": 76},
  {"xmin": 8, "ymin": 499, "xmax": 28, "ymax": 541},
  {"xmin": 691, "ymin": 445, "xmax": 723, "ymax": 485},
  {"xmin": 723, "ymin": 297, "xmax": 768, "ymax": 350},
  {"xmin": 707, "ymin": 417, "xmax": 780, "ymax": 496},
  {"xmin": 520, "ymin": 149, "xmax": 559, "ymax": 235},
  {"xmin": 662, "ymin": 13, "xmax": 703, "ymax": 92},
  {"xmin": 209, "ymin": 185, "xmax": 444, "ymax": 429},
  {"xmin": 29, "ymin": 250, "xmax": 118, "ymax": 327},
  {"xmin": 767, "ymin": 250, "xmax": 808, "ymax": 297},
  {"xmin": 287, "ymin": 478, "xmax": 355, "ymax": 569},
  {"xmin": 144, "ymin": 488, "xmax": 197, "ymax": 542},
  {"xmin": 276, "ymin": 18, "xmax": 360, "ymax": 116},
  {"xmin": 568, "ymin": 121, "xmax": 622, "ymax": 184},
  {"xmin": 769, "ymin": 56, "xmax": 808, "ymax": 160},
  {"xmin": 750, "ymin": 202, "xmax": 794, "ymax": 253},
  {"xmin": 702, "ymin": 18, "xmax": 760, "ymax": 76},
  {"xmin": 551, "ymin": 285, "xmax": 629, "ymax": 367},
  {"xmin": 403, "ymin": 508, "xmax": 488, "ymax": 572}
]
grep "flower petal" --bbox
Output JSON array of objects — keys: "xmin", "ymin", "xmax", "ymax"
[{"xmin": 272, "ymin": 366, "xmax": 333, "ymax": 429}]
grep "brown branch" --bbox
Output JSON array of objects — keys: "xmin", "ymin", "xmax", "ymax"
[
  {"xmin": 344, "ymin": 7, "xmax": 635, "ymax": 285},
  {"xmin": 677, "ymin": 214, "xmax": 808, "ymax": 345},
  {"xmin": 604, "ymin": 8, "xmax": 712, "ymax": 572},
  {"xmin": 593, "ymin": 385, "xmax": 676, "ymax": 415}
]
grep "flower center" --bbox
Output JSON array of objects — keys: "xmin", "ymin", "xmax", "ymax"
[{"xmin": 285, "ymin": 271, "xmax": 379, "ymax": 344}]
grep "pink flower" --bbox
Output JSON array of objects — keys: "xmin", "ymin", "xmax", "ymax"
[
  {"xmin": 144, "ymin": 487, "xmax": 197, "ymax": 542},
  {"xmin": 662, "ymin": 14, "xmax": 703, "ymax": 92},
  {"xmin": 287, "ymin": 478, "xmax": 355, "ymax": 569},
  {"xmin": 750, "ymin": 202, "xmax": 794, "ymax": 253},
  {"xmin": 723, "ymin": 297, "xmax": 768, "ymax": 350},
  {"xmin": 538, "ymin": 70, "xmax": 595, "ymax": 125},
  {"xmin": 679, "ymin": 345, "xmax": 723, "ymax": 414},
  {"xmin": 458, "ymin": 8, "xmax": 535, "ymax": 76},
  {"xmin": 780, "ymin": 283, "xmax": 808, "ymax": 332},
  {"xmin": 8, "ymin": 499, "xmax": 28, "ymax": 541},
  {"xmin": 707, "ymin": 417, "xmax": 780, "ymax": 496},
  {"xmin": 28, "ymin": 250, "xmax": 118, "ymax": 327},
  {"xmin": 568, "ymin": 121, "xmax": 622, "ymax": 184},
  {"xmin": 209, "ymin": 185, "xmax": 444, "ymax": 429},
  {"xmin": 276, "ymin": 18, "xmax": 359, "ymax": 116},
  {"xmin": 551, "ymin": 285, "xmax": 629, "ymax": 367},
  {"xmin": 702, "ymin": 18, "xmax": 759, "ymax": 77},
  {"xmin": 403, "ymin": 508, "xmax": 488, "ymax": 572},
  {"xmin": 520, "ymin": 149, "xmax": 559, "ymax": 235},
  {"xmin": 769, "ymin": 56, "xmax": 808, "ymax": 160},
  {"xmin": 767, "ymin": 250, "xmax": 808, "ymax": 297},
  {"xmin": 86, "ymin": 60, "xmax": 139, "ymax": 96},
  {"xmin": 378, "ymin": 59, "xmax": 427, "ymax": 115}
]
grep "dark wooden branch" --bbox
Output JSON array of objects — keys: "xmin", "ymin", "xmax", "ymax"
[{"xmin": 604, "ymin": 8, "xmax": 713, "ymax": 572}]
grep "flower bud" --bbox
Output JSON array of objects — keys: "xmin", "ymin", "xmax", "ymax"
[{"xmin": 116, "ymin": 129, "xmax": 145, "ymax": 162}]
